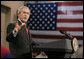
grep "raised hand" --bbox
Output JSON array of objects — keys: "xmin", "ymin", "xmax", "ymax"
[{"xmin": 14, "ymin": 21, "xmax": 23, "ymax": 32}]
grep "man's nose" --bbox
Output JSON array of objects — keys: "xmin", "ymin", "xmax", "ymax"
[{"xmin": 24, "ymin": 13, "xmax": 28, "ymax": 16}]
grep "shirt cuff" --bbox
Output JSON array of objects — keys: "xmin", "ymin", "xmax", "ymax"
[{"xmin": 12, "ymin": 30, "xmax": 18, "ymax": 37}]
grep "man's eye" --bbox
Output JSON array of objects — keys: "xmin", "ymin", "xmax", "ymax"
[{"xmin": 27, "ymin": 13, "xmax": 30, "ymax": 15}]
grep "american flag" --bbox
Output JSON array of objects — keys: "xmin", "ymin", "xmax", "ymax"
[{"xmin": 27, "ymin": 1, "xmax": 83, "ymax": 45}]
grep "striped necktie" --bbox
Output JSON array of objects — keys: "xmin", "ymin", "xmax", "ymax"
[{"xmin": 24, "ymin": 24, "xmax": 30, "ymax": 40}]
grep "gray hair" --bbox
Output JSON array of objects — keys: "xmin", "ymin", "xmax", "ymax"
[{"xmin": 17, "ymin": 6, "xmax": 30, "ymax": 14}]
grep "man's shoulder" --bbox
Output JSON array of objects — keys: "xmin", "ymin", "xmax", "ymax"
[{"xmin": 9, "ymin": 21, "xmax": 17, "ymax": 25}]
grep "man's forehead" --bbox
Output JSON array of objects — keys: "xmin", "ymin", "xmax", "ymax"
[{"xmin": 21, "ymin": 8, "xmax": 30, "ymax": 12}]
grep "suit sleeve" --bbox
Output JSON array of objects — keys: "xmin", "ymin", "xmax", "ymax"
[{"xmin": 6, "ymin": 23, "xmax": 16, "ymax": 42}]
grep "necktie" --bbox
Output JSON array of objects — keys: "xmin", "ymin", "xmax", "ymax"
[{"xmin": 24, "ymin": 24, "xmax": 30, "ymax": 40}]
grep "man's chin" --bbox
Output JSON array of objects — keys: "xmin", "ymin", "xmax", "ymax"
[{"xmin": 23, "ymin": 20, "xmax": 28, "ymax": 23}]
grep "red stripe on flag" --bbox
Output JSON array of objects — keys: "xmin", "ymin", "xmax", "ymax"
[
  {"xmin": 73, "ymin": 10, "xmax": 83, "ymax": 14},
  {"xmin": 57, "ymin": 19, "xmax": 83, "ymax": 23},
  {"xmin": 56, "ymin": 27, "xmax": 83, "ymax": 31},
  {"xmin": 32, "ymin": 34, "xmax": 83, "ymax": 40},
  {"xmin": 73, "ymin": 36, "xmax": 83, "ymax": 40},
  {"xmin": 58, "ymin": 10, "xmax": 83, "ymax": 14},
  {"xmin": 58, "ymin": 2, "xmax": 83, "ymax": 6}
]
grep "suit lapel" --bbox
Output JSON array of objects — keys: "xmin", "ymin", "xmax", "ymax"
[{"xmin": 17, "ymin": 20, "xmax": 22, "ymax": 26}]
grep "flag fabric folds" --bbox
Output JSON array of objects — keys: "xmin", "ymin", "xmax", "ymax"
[{"xmin": 27, "ymin": 1, "xmax": 83, "ymax": 45}]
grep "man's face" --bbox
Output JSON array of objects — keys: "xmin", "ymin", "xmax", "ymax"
[{"xmin": 18, "ymin": 8, "xmax": 30, "ymax": 23}]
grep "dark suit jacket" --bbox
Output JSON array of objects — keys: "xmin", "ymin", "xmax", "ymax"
[{"xmin": 6, "ymin": 20, "xmax": 32, "ymax": 57}]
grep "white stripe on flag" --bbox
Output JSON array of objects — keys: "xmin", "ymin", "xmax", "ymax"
[
  {"xmin": 58, "ymin": 6, "xmax": 83, "ymax": 11},
  {"xmin": 57, "ymin": 14, "xmax": 83, "ymax": 19},
  {"xmin": 57, "ymin": 23, "xmax": 83, "ymax": 27},
  {"xmin": 30, "ymin": 30, "xmax": 83, "ymax": 36}
]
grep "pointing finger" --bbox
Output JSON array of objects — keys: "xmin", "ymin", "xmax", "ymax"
[{"xmin": 18, "ymin": 24, "xmax": 23, "ymax": 29}]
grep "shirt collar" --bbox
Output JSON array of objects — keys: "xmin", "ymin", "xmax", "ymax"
[{"xmin": 18, "ymin": 18, "xmax": 25, "ymax": 25}]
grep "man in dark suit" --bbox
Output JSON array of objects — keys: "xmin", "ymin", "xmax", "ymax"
[{"xmin": 6, "ymin": 6, "xmax": 34, "ymax": 58}]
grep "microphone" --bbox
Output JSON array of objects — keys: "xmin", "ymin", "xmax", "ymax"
[
  {"xmin": 60, "ymin": 30, "xmax": 67, "ymax": 34},
  {"xmin": 59, "ymin": 30, "xmax": 73, "ymax": 39}
]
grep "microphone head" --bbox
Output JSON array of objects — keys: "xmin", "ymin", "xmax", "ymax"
[{"xmin": 59, "ymin": 30, "xmax": 66, "ymax": 34}]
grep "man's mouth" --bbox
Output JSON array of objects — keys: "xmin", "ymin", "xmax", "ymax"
[{"xmin": 24, "ymin": 17, "xmax": 27, "ymax": 19}]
